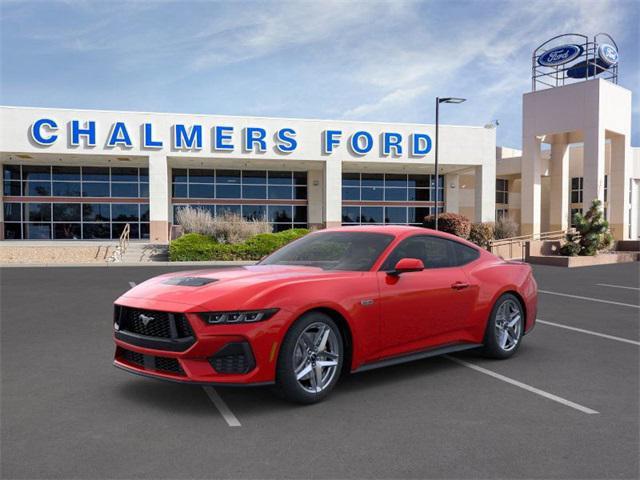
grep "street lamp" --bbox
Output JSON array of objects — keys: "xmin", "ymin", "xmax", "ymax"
[{"xmin": 434, "ymin": 97, "xmax": 466, "ymax": 230}]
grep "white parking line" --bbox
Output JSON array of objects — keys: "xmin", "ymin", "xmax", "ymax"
[
  {"xmin": 537, "ymin": 319, "xmax": 640, "ymax": 346},
  {"xmin": 203, "ymin": 386, "xmax": 241, "ymax": 427},
  {"xmin": 596, "ymin": 283, "xmax": 640, "ymax": 291},
  {"xmin": 445, "ymin": 356, "xmax": 599, "ymax": 415},
  {"xmin": 538, "ymin": 289, "xmax": 640, "ymax": 309},
  {"xmin": 129, "ymin": 281, "xmax": 136, "ymax": 288}
]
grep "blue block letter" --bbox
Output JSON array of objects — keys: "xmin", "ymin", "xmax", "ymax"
[
  {"xmin": 30, "ymin": 118, "xmax": 58, "ymax": 145},
  {"xmin": 244, "ymin": 127, "xmax": 267, "ymax": 152},
  {"xmin": 107, "ymin": 122, "xmax": 133, "ymax": 148},
  {"xmin": 275, "ymin": 128, "xmax": 297, "ymax": 153},
  {"xmin": 71, "ymin": 120, "xmax": 96, "ymax": 146},
  {"xmin": 383, "ymin": 132, "xmax": 403, "ymax": 156},
  {"xmin": 174, "ymin": 124, "xmax": 203, "ymax": 149},
  {"xmin": 143, "ymin": 123, "xmax": 163, "ymax": 148},
  {"xmin": 214, "ymin": 126, "xmax": 234, "ymax": 151},
  {"xmin": 350, "ymin": 131, "xmax": 373, "ymax": 155},
  {"xmin": 411, "ymin": 133, "xmax": 432, "ymax": 156},
  {"xmin": 323, "ymin": 130, "xmax": 342, "ymax": 154}
]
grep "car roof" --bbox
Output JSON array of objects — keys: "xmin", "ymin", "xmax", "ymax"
[{"xmin": 318, "ymin": 225, "xmax": 486, "ymax": 251}]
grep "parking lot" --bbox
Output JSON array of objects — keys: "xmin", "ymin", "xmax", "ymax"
[{"xmin": 1, "ymin": 262, "xmax": 638, "ymax": 479}]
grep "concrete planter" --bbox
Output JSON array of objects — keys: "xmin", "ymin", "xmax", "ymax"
[{"xmin": 527, "ymin": 252, "xmax": 639, "ymax": 267}]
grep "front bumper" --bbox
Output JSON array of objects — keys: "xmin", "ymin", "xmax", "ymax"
[{"xmin": 113, "ymin": 301, "xmax": 289, "ymax": 386}]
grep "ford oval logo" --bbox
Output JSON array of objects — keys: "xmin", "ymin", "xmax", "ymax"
[
  {"xmin": 598, "ymin": 44, "xmax": 618, "ymax": 66},
  {"xmin": 538, "ymin": 44, "xmax": 583, "ymax": 67}
]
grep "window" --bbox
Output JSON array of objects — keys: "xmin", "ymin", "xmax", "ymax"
[
  {"xmin": 2, "ymin": 164, "xmax": 150, "ymax": 240},
  {"xmin": 496, "ymin": 208, "xmax": 509, "ymax": 220},
  {"xmin": 341, "ymin": 173, "xmax": 443, "ymax": 226},
  {"xmin": 571, "ymin": 177, "xmax": 583, "ymax": 203},
  {"xmin": 260, "ymin": 231, "xmax": 394, "ymax": 271},
  {"xmin": 496, "ymin": 179, "xmax": 508, "ymax": 204},
  {"xmin": 172, "ymin": 168, "xmax": 308, "ymax": 231},
  {"xmin": 570, "ymin": 208, "xmax": 582, "ymax": 228},
  {"xmin": 381, "ymin": 235, "xmax": 479, "ymax": 271},
  {"xmin": 604, "ymin": 175, "xmax": 608, "ymax": 202}
]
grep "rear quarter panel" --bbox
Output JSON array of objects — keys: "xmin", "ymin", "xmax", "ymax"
[{"xmin": 464, "ymin": 255, "xmax": 537, "ymax": 340}]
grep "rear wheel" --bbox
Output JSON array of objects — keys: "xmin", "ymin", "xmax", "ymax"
[
  {"xmin": 481, "ymin": 294, "xmax": 524, "ymax": 359},
  {"xmin": 275, "ymin": 312, "xmax": 343, "ymax": 404}
]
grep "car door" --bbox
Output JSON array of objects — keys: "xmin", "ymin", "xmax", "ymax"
[{"xmin": 375, "ymin": 235, "xmax": 477, "ymax": 356}]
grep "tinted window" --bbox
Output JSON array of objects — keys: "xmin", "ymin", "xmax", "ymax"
[
  {"xmin": 381, "ymin": 235, "xmax": 453, "ymax": 270},
  {"xmin": 261, "ymin": 231, "xmax": 394, "ymax": 271},
  {"xmin": 450, "ymin": 241, "xmax": 480, "ymax": 266}
]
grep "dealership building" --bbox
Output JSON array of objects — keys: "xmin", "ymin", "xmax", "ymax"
[{"xmin": 0, "ymin": 34, "xmax": 638, "ymax": 244}]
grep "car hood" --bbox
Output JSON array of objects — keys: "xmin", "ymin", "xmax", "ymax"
[{"xmin": 118, "ymin": 265, "xmax": 359, "ymax": 311}]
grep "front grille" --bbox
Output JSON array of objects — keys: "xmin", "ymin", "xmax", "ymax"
[
  {"xmin": 116, "ymin": 306, "xmax": 194, "ymax": 340},
  {"xmin": 155, "ymin": 356, "xmax": 182, "ymax": 374},
  {"xmin": 208, "ymin": 342, "xmax": 256, "ymax": 375},
  {"xmin": 122, "ymin": 348, "xmax": 144, "ymax": 367},
  {"xmin": 119, "ymin": 347, "xmax": 184, "ymax": 376}
]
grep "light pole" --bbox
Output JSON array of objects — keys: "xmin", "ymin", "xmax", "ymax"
[{"xmin": 434, "ymin": 96, "xmax": 466, "ymax": 230}]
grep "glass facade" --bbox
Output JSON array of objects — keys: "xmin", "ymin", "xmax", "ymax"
[
  {"xmin": 171, "ymin": 168, "xmax": 308, "ymax": 231},
  {"xmin": 3, "ymin": 164, "xmax": 149, "ymax": 239},
  {"xmin": 341, "ymin": 173, "xmax": 444, "ymax": 226}
]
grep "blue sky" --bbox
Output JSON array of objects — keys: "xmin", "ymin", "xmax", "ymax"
[{"xmin": 1, "ymin": 0, "xmax": 638, "ymax": 148}]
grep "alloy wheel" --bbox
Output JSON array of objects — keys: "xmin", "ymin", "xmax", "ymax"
[
  {"xmin": 292, "ymin": 322, "xmax": 340, "ymax": 394},
  {"xmin": 495, "ymin": 299, "xmax": 522, "ymax": 352}
]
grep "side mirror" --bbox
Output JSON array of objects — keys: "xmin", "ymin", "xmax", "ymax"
[{"xmin": 389, "ymin": 258, "xmax": 424, "ymax": 276}]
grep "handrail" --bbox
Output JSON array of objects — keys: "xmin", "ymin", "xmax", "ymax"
[
  {"xmin": 106, "ymin": 223, "xmax": 131, "ymax": 262},
  {"xmin": 490, "ymin": 229, "xmax": 570, "ymax": 247}
]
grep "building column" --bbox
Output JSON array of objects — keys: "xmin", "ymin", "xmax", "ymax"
[
  {"xmin": 148, "ymin": 153, "xmax": 170, "ymax": 244},
  {"xmin": 474, "ymin": 162, "xmax": 495, "ymax": 223},
  {"xmin": 521, "ymin": 135, "xmax": 542, "ymax": 236},
  {"xmin": 323, "ymin": 159, "xmax": 342, "ymax": 228},
  {"xmin": 549, "ymin": 134, "xmax": 570, "ymax": 231},
  {"xmin": 609, "ymin": 134, "xmax": 631, "ymax": 240},
  {"xmin": 445, "ymin": 173, "xmax": 459, "ymax": 214},
  {"xmin": 307, "ymin": 169, "xmax": 324, "ymax": 229},
  {"xmin": 582, "ymin": 126, "xmax": 606, "ymax": 213}
]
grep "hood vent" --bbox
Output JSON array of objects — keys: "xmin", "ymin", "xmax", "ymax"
[{"xmin": 162, "ymin": 277, "xmax": 218, "ymax": 287}]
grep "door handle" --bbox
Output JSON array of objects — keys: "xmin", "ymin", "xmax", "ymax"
[{"xmin": 451, "ymin": 281, "xmax": 469, "ymax": 290}]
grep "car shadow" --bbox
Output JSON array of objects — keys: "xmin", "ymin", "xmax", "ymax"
[{"xmin": 114, "ymin": 351, "xmax": 486, "ymax": 416}]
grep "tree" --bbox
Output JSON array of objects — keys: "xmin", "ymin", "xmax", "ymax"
[{"xmin": 560, "ymin": 199, "xmax": 613, "ymax": 256}]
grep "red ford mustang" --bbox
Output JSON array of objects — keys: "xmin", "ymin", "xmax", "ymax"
[{"xmin": 114, "ymin": 226, "xmax": 537, "ymax": 403}]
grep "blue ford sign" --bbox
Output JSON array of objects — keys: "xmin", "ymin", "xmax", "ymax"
[
  {"xmin": 598, "ymin": 43, "xmax": 618, "ymax": 66},
  {"xmin": 537, "ymin": 44, "xmax": 583, "ymax": 67}
]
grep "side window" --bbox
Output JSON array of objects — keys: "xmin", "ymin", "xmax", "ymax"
[
  {"xmin": 450, "ymin": 241, "xmax": 480, "ymax": 266},
  {"xmin": 380, "ymin": 235, "xmax": 454, "ymax": 270}
]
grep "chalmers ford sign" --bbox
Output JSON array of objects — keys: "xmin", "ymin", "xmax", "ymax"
[{"xmin": 29, "ymin": 118, "xmax": 434, "ymax": 157}]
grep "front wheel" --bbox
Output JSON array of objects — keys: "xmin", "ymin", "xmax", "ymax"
[
  {"xmin": 481, "ymin": 294, "xmax": 524, "ymax": 359},
  {"xmin": 275, "ymin": 312, "xmax": 343, "ymax": 404}
]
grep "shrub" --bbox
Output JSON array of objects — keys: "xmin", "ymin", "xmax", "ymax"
[
  {"xmin": 560, "ymin": 199, "xmax": 613, "ymax": 256},
  {"xmin": 169, "ymin": 229, "xmax": 309, "ymax": 261},
  {"xmin": 494, "ymin": 216, "xmax": 519, "ymax": 240},
  {"xmin": 469, "ymin": 222, "xmax": 495, "ymax": 249},
  {"xmin": 176, "ymin": 207, "xmax": 271, "ymax": 244},
  {"xmin": 422, "ymin": 213, "xmax": 471, "ymax": 239}
]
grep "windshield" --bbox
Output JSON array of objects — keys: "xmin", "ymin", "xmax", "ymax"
[{"xmin": 260, "ymin": 231, "xmax": 394, "ymax": 271}]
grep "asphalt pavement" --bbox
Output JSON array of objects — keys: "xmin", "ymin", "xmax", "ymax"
[{"xmin": 1, "ymin": 262, "xmax": 638, "ymax": 479}]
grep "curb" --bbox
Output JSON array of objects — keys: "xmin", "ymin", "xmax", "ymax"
[{"xmin": 0, "ymin": 261, "xmax": 257, "ymax": 268}]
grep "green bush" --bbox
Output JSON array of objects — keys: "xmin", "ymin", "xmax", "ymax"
[
  {"xmin": 560, "ymin": 199, "xmax": 613, "ymax": 256},
  {"xmin": 169, "ymin": 229, "xmax": 309, "ymax": 261},
  {"xmin": 469, "ymin": 222, "xmax": 495, "ymax": 249},
  {"xmin": 422, "ymin": 213, "xmax": 471, "ymax": 239}
]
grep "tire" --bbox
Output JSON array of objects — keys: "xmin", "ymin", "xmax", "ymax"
[
  {"xmin": 275, "ymin": 312, "xmax": 344, "ymax": 404},
  {"xmin": 480, "ymin": 293, "xmax": 524, "ymax": 359}
]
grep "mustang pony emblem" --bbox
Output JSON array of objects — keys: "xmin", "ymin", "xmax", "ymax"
[{"xmin": 138, "ymin": 313, "xmax": 155, "ymax": 326}]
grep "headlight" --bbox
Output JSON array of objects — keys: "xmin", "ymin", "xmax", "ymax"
[{"xmin": 199, "ymin": 308, "xmax": 279, "ymax": 324}]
